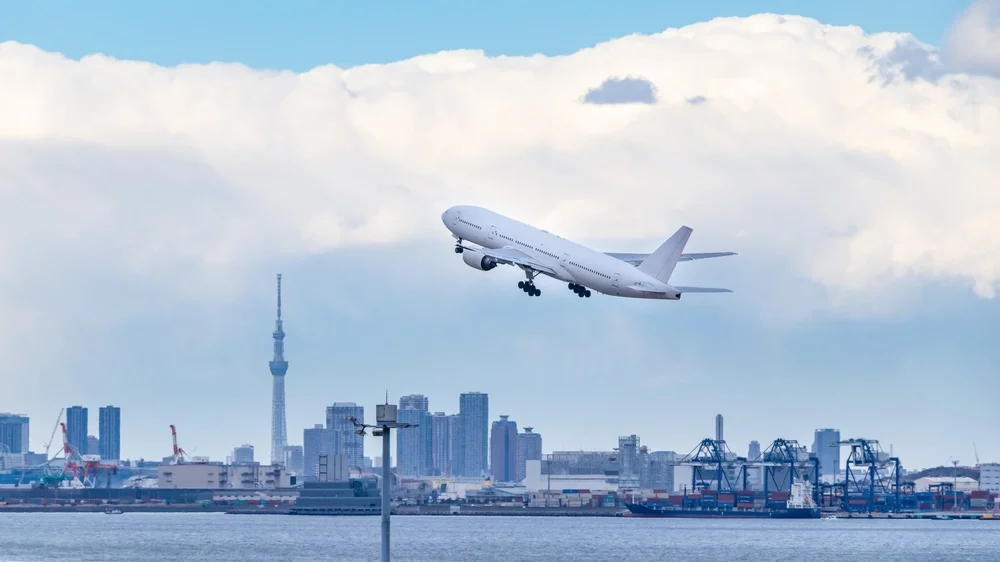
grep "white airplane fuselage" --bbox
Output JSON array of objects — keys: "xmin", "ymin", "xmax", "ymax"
[{"xmin": 441, "ymin": 205, "xmax": 682, "ymax": 299}]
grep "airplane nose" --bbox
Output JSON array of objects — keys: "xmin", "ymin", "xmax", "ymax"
[{"xmin": 441, "ymin": 209, "xmax": 451, "ymax": 225}]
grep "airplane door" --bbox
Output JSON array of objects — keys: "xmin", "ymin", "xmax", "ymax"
[
  {"xmin": 561, "ymin": 254, "xmax": 569, "ymax": 268},
  {"xmin": 612, "ymin": 273, "xmax": 620, "ymax": 288},
  {"xmin": 488, "ymin": 225, "xmax": 497, "ymax": 241}
]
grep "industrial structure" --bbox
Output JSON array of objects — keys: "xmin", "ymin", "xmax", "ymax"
[{"xmin": 269, "ymin": 273, "xmax": 289, "ymax": 465}]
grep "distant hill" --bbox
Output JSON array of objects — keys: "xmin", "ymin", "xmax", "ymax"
[{"xmin": 905, "ymin": 466, "xmax": 980, "ymax": 481}]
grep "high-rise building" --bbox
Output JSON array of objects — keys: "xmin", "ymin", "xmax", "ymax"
[
  {"xmin": 399, "ymin": 394, "xmax": 429, "ymax": 411},
  {"xmin": 284, "ymin": 445, "xmax": 304, "ymax": 475},
  {"xmin": 490, "ymin": 415, "xmax": 518, "ymax": 483},
  {"xmin": 516, "ymin": 427, "xmax": 543, "ymax": 483},
  {"xmin": 86, "ymin": 435, "xmax": 100, "ymax": 456},
  {"xmin": 431, "ymin": 412, "xmax": 452, "ymax": 476},
  {"xmin": 0, "ymin": 413, "xmax": 29, "ymax": 454},
  {"xmin": 397, "ymin": 407, "xmax": 432, "ymax": 477},
  {"xmin": 715, "ymin": 414, "xmax": 724, "ymax": 444},
  {"xmin": 326, "ymin": 403, "xmax": 365, "ymax": 470},
  {"xmin": 813, "ymin": 428, "xmax": 841, "ymax": 480},
  {"xmin": 457, "ymin": 392, "xmax": 489, "ymax": 478},
  {"xmin": 447, "ymin": 414, "xmax": 460, "ymax": 476},
  {"xmin": 98, "ymin": 406, "xmax": 121, "ymax": 461},
  {"xmin": 231, "ymin": 444, "xmax": 255, "ymax": 464},
  {"xmin": 269, "ymin": 274, "xmax": 289, "ymax": 465},
  {"xmin": 65, "ymin": 406, "xmax": 88, "ymax": 456},
  {"xmin": 748, "ymin": 440, "xmax": 761, "ymax": 461},
  {"xmin": 303, "ymin": 424, "xmax": 332, "ymax": 481}
]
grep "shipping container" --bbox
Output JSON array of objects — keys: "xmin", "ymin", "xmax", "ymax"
[
  {"xmin": 718, "ymin": 494, "xmax": 736, "ymax": 503},
  {"xmin": 736, "ymin": 502, "xmax": 754, "ymax": 509}
]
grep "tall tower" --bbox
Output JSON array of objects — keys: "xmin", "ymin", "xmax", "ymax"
[{"xmin": 269, "ymin": 274, "xmax": 289, "ymax": 465}]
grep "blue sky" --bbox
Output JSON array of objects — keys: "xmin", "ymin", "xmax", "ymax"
[
  {"xmin": 1, "ymin": 1, "xmax": 998, "ymax": 472},
  {"xmin": 1, "ymin": 0, "xmax": 973, "ymax": 70}
]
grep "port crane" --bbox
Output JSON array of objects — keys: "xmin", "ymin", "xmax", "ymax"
[
  {"xmin": 170, "ymin": 424, "xmax": 189, "ymax": 464},
  {"xmin": 58, "ymin": 423, "xmax": 117, "ymax": 488}
]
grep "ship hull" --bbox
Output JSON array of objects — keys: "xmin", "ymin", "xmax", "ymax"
[{"xmin": 624, "ymin": 503, "xmax": 821, "ymax": 519}]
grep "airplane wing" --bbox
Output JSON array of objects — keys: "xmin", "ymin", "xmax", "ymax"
[
  {"xmin": 606, "ymin": 251, "xmax": 738, "ymax": 266},
  {"xmin": 461, "ymin": 244, "xmax": 558, "ymax": 276},
  {"xmin": 673, "ymin": 286, "xmax": 733, "ymax": 293}
]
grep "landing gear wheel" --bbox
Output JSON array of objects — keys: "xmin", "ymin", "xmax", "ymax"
[
  {"xmin": 518, "ymin": 281, "xmax": 525, "ymax": 289},
  {"xmin": 454, "ymin": 246, "xmax": 463, "ymax": 254},
  {"xmin": 584, "ymin": 290, "xmax": 591, "ymax": 298}
]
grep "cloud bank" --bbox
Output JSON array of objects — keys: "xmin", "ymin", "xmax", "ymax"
[
  {"xmin": 944, "ymin": 0, "xmax": 1000, "ymax": 77},
  {"xmin": 0, "ymin": 12, "xmax": 998, "ymax": 319}
]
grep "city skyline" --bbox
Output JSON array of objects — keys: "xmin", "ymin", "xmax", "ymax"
[
  {"xmin": 1, "ymin": 2, "xmax": 999, "ymax": 470},
  {"xmin": 0, "ymin": 397, "xmax": 977, "ymax": 475}
]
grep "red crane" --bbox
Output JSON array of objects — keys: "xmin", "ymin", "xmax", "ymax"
[{"xmin": 169, "ymin": 424, "xmax": 189, "ymax": 464}]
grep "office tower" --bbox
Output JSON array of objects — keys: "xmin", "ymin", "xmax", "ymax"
[
  {"xmin": 748, "ymin": 440, "xmax": 761, "ymax": 461},
  {"xmin": 396, "ymin": 396, "xmax": 432, "ymax": 477},
  {"xmin": 457, "ymin": 392, "xmax": 489, "ymax": 477},
  {"xmin": 0, "ymin": 413, "xmax": 29, "ymax": 454},
  {"xmin": 269, "ymin": 274, "xmax": 289, "ymax": 465},
  {"xmin": 86, "ymin": 435, "xmax": 100, "ymax": 456},
  {"xmin": 489, "ymin": 415, "xmax": 518, "ymax": 483},
  {"xmin": 65, "ymin": 406, "xmax": 88, "ymax": 455},
  {"xmin": 715, "ymin": 414, "xmax": 724, "ymax": 443},
  {"xmin": 284, "ymin": 445, "xmax": 304, "ymax": 475},
  {"xmin": 399, "ymin": 394, "xmax": 429, "ymax": 411},
  {"xmin": 98, "ymin": 405, "xmax": 121, "ymax": 461},
  {"xmin": 447, "ymin": 414, "xmax": 460, "ymax": 476},
  {"xmin": 326, "ymin": 402, "xmax": 365, "ymax": 470},
  {"xmin": 303, "ymin": 424, "xmax": 332, "ymax": 481},
  {"xmin": 231, "ymin": 444, "xmax": 255, "ymax": 464},
  {"xmin": 431, "ymin": 412, "xmax": 451, "ymax": 476},
  {"xmin": 516, "ymin": 427, "xmax": 543, "ymax": 482},
  {"xmin": 813, "ymin": 428, "xmax": 841, "ymax": 480}
]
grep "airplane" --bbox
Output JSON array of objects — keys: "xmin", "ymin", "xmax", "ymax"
[{"xmin": 441, "ymin": 205, "xmax": 737, "ymax": 299}]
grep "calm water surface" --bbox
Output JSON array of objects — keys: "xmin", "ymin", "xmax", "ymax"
[{"xmin": 1, "ymin": 513, "xmax": 999, "ymax": 561}]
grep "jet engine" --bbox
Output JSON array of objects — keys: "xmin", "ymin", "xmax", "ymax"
[{"xmin": 462, "ymin": 248, "xmax": 497, "ymax": 271}]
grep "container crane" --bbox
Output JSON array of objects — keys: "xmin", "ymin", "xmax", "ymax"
[{"xmin": 170, "ymin": 424, "xmax": 189, "ymax": 464}]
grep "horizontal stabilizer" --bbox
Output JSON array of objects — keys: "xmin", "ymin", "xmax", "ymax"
[
  {"xmin": 674, "ymin": 286, "xmax": 733, "ymax": 293},
  {"xmin": 606, "ymin": 251, "xmax": 738, "ymax": 266}
]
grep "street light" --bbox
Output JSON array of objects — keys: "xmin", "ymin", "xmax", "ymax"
[{"xmin": 347, "ymin": 402, "xmax": 417, "ymax": 562}]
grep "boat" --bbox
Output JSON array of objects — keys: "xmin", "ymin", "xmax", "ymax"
[
  {"xmin": 625, "ymin": 480, "xmax": 821, "ymax": 519},
  {"xmin": 104, "ymin": 508, "xmax": 124, "ymax": 515}
]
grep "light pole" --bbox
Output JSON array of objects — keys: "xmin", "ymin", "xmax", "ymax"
[{"xmin": 348, "ymin": 402, "xmax": 416, "ymax": 562}]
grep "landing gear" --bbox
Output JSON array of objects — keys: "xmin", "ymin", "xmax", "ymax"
[
  {"xmin": 568, "ymin": 283, "xmax": 591, "ymax": 298},
  {"xmin": 454, "ymin": 238, "xmax": 464, "ymax": 254},
  {"xmin": 518, "ymin": 281, "xmax": 540, "ymax": 297},
  {"xmin": 519, "ymin": 271, "xmax": 541, "ymax": 297}
]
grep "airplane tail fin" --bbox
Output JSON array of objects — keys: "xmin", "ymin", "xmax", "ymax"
[{"xmin": 635, "ymin": 226, "xmax": 692, "ymax": 283}]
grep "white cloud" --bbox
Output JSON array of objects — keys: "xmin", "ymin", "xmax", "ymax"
[
  {"xmin": 943, "ymin": 0, "xmax": 1000, "ymax": 77},
  {"xmin": 0, "ymin": 12, "xmax": 999, "ymax": 325}
]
